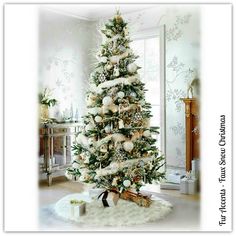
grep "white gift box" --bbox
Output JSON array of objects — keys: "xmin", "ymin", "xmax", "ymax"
[
  {"xmin": 180, "ymin": 176, "xmax": 198, "ymax": 195},
  {"xmin": 70, "ymin": 200, "xmax": 86, "ymax": 219},
  {"xmin": 191, "ymin": 159, "xmax": 200, "ymax": 178},
  {"xmin": 98, "ymin": 191, "xmax": 119, "ymax": 207}
]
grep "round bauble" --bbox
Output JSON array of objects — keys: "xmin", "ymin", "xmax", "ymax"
[
  {"xmin": 110, "ymin": 55, "xmax": 120, "ymax": 64},
  {"xmin": 130, "ymin": 92, "xmax": 137, "ymax": 98},
  {"xmin": 143, "ymin": 130, "xmax": 151, "ymax": 137},
  {"xmin": 127, "ymin": 63, "xmax": 138, "ymax": 73},
  {"xmin": 123, "ymin": 179, "xmax": 131, "ymax": 188},
  {"xmin": 72, "ymin": 162, "xmax": 80, "ymax": 169},
  {"xmin": 110, "ymin": 162, "xmax": 119, "ymax": 170},
  {"xmin": 104, "ymin": 125, "xmax": 111, "ymax": 134},
  {"xmin": 117, "ymin": 91, "xmax": 125, "ymax": 98},
  {"xmin": 95, "ymin": 115, "xmax": 102, "ymax": 123},
  {"xmin": 123, "ymin": 141, "xmax": 134, "ymax": 152},
  {"xmin": 102, "ymin": 96, "xmax": 113, "ymax": 106},
  {"xmin": 85, "ymin": 123, "xmax": 94, "ymax": 132},
  {"xmin": 100, "ymin": 56, "xmax": 107, "ymax": 63}
]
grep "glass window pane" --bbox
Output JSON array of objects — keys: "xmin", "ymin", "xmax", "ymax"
[{"xmin": 150, "ymin": 105, "xmax": 160, "ymax": 127}]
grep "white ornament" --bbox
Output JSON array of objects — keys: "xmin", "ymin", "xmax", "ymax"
[
  {"xmin": 123, "ymin": 179, "xmax": 131, "ymax": 188},
  {"xmin": 127, "ymin": 63, "xmax": 138, "ymax": 73},
  {"xmin": 100, "ymin": 56, "xmax": 108, "ymax": 63},
  {"xmin": 102, "ymin": 96, "xmax": 113, "ymax": 106},
  {"xmin": 123, "ymin": 141, "xmax": 134, "ymax": 152},
  {"xmin": 72, "ymin": 162, "xmax": 80, "ymax": 169},
  {"xmin": 110, "ymin": 162, "xmax": 119, "ymax": 170},
  {"xmin": 95, "ymin": 115, "xmax": 102, "ymax": 123},
  {"xmin": 117, "ymin": 91, "xmax": 125, "ymax": 98},
  {"xmin": 110, "ymin": 55, "xmax": 120, "ymax": 64},
  {"xmin": 130, "ymin": 92, "xmax": 137, "ymax": 97},
  {"xmin": 118, "ymin": 119, "xmax": 124, "ymax": 129},
  {"xmin": 85, "ymin": 123, "xmax": 94, "ymax": 132},
  {"xmin": 143, "ymin": 130, "xmax": 151, "ymax": 137},
  {"xmin": 105, "ymin": 125, "xmax": 111, "ymax": 133}
]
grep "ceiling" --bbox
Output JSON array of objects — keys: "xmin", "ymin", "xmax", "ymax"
[{"xmin": 44, "ymin": 4, "xmax": 158, "ymax": 21}]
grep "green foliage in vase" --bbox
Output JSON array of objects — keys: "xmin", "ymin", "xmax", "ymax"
[
  {"xmin": 39, "ymin": 88, "xmax": 57, "ymax": 107},
  {"xmin": 65, "ymin": 11, "xmax": 165, "ymax": 193}
]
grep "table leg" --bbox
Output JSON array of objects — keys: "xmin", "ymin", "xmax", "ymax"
[{"xmin": 63, "ymin": 135, "xmax": 67, "ymax": 165}]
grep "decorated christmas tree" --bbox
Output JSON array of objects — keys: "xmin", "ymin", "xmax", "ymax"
[{"xmin": 66, "ymin": 12, "xmax": 165, "ymax": 200}]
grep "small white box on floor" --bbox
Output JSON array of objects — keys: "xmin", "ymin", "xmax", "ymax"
[
  {"xmin": 180, "ymin": 176, "xmax": 198, "ymax": 195},
  {"xmin": 180, "ymin": 176, "xmax": 188, "ymax": 194},
  {"xmin": 70, "ymin": 200, "xmax": 86, "ymax": 219}
]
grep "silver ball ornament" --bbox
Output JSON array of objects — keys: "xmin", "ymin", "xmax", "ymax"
[
  {"xmin": 143, "ymin": 130, "xmax": 151, "ymax": 137},
  {"xmin": 127, "ymin": 63, "xmax": 138, "ymax": 73},
  {"xmin": 102, "ymin": 96, "xmax": 113, "ymax": 106},
  {"xmin": 105, "ymin": 124, "xmax": 111, "ymax": 133},
  {"xmin": 95, "ymin": 115, "xmax": 102, "ymax": 123},
  {"xmin": 123, "ymin": 179, "xmax": 131, "ymax": 188},
  {"xmin": 123, "ymin": 141, "xmax": 134, "ymax": 152},
  {"xmin": 117, "ymin": 91, "xmax": 125, "ymax": 98}
]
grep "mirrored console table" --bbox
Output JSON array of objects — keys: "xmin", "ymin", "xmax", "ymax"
[{"xmin": 39, "ymin": 122, "xmax": 81, "ymax": 186}]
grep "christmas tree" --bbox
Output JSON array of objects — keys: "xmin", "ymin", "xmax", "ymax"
[{"xmin": 66, "ymin": 11, "xmax": 165, "ymax": 195}]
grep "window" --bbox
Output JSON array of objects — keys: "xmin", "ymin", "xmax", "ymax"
[
  {"xmin": 131, "ymin": 36, "xmax": 162, "ymax": 150},
  {"xmin": 131, "ymin": 37, "xmax": 160, "ymax": 127}
]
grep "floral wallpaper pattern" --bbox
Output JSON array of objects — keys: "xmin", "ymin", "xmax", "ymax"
[{"xmin": 39, "ymin": 9, "xmax": 95, "ymax": 120}]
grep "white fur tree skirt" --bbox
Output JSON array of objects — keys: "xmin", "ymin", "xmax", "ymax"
[{"xmin": 54, "ymin": 192, "xmax": 173, "ymax": 227}]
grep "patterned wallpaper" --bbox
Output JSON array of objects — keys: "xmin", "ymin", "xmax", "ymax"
[
  {"xmin": 38, "ymin": 9, "xmax": 96, "ymax": 121},
  {"xmin": 38, "ymin": 5, "xmax": 200, "ymax": 169}
]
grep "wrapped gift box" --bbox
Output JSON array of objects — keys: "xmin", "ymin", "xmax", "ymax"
[
  {"xmin": 191, "ymin": 159, "xmax": 200, "ymax": 178},
  {"xmin": 98, "ymin": 190, "xmax": 119, "ymax": 207},
  {"xmin": 70, "ymin": 199, "xmax": 86, "ymax": 219},
  {"xmin": 180, "ymin": 175, "xmax": 198, "ymax": 195}
]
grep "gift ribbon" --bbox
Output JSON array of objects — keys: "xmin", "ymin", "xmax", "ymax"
[{"xmin": 97, "ymin": 189, "xmax": 119, "ymax": 207}]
